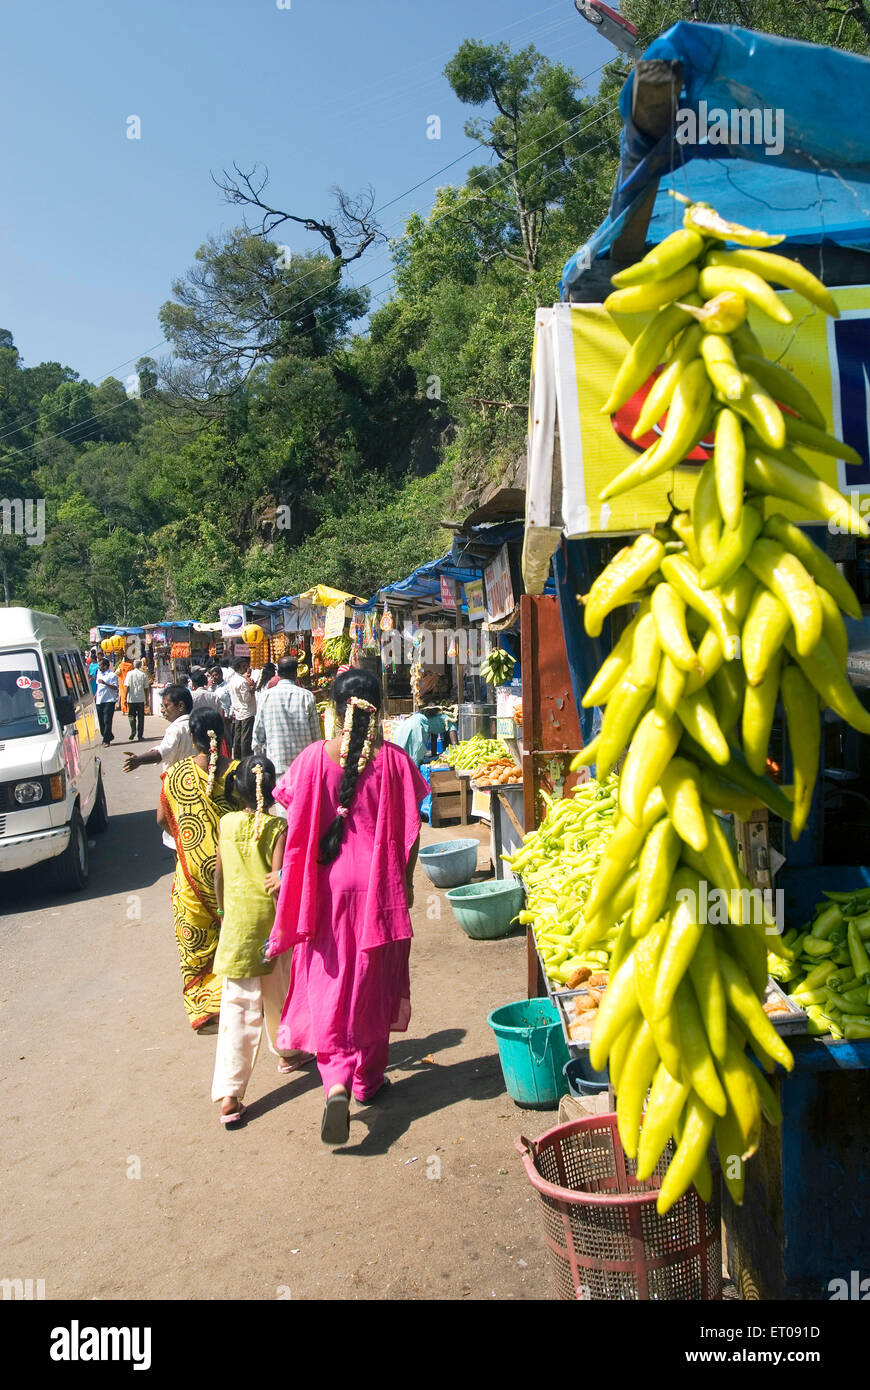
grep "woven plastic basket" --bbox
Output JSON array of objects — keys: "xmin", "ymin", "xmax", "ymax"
[{"xmin": 516, "ymin": 1113, "xmax": 722, "ymax": 1301}]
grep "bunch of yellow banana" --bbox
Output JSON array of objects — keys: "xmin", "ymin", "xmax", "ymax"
[{"xmin": 570, "ymin": 201, "xmax": 870, "ymax": 1214}]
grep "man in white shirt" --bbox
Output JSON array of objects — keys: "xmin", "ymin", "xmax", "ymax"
[
  {"xmin": 123, "ymin": 684, "xmax": 195, "ymax": 850},
  {"xmin": 252, "ymin": 656, "xmax": 321, "ymax": 781},
  {"xmin": 189, "ymin": 667, "xmax": 221, "ymax": 714},
  {"xmin": 208, "ymin": 665, "xmax": 232, "ymax": 717},
  {"xmin": 227, "ymin": 655, "xmax": 257, "ymax": 758},
  {"xmin": 94, "ymin": 660, "xmax": 119, "ymax": 746},
  {"xmin": 124, "ymin": 661, "xmax": 150, "ymax": 741}
]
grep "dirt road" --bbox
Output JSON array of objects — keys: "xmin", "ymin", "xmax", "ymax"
[{"xmin": 1, "ymin": 719, "xmax": 552, "ymax": 1301}]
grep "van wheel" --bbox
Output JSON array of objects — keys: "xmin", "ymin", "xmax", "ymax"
[
  {"xmin": 87, "ymin": 770, "xmax": 109, "ymax": 834},
  {"xmin": 50, "ymin": 808, "xmax": 89, "ymax": 892}
]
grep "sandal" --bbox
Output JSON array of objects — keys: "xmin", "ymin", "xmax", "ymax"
[
  {"xmin": 220, "ymin": 1103, "xmax": 247, "ymax": 1126},
  {"xmin": 277, "ymin": 1051, "xmax": 315, "ymax": 1074},
  {"xmin": 321, "ymin": 1090, "xmax": 350, "ymax": 1145}
]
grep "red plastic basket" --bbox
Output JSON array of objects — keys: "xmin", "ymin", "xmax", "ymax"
[{"xmin": 516, "ymin": 1112, "xmax": 722, "ymax": 1301}]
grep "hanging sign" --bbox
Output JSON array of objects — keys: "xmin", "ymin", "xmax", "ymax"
[
  {"xmin": 465, "ymin": 580, "xmax": 486, "ymax": 622},
  {"xmin": 440, "ymin": 577, "xmax": 456, "ymax": 611},
  {"xmin": 484, "ymin": 545, "xmax": 515, "ymax": 623},
  {"xmin": 219, "ymin": 604, "xmax": 246, "ymax": 638},
  {"xmin": 324, "ymin": 600, "xmax": 347, "ymax": 639}
]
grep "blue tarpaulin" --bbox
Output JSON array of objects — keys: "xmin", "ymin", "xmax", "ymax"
[{"xmin": 562, "ymin": 23, "xmax": 870, "ymax": 294}]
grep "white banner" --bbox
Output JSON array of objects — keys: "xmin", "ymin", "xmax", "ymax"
[
  {"xmin": 484, "ymin": 545, "xmax": 515, "ymax": 623},
  {"xmin": 324, "ymin": 600, "xmax": 347, "ymax": 639},
  {"xmin": 219, "ymin": 604, "xmax": 246, "ymax": 639}
]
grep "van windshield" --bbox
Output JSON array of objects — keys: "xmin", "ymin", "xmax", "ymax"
[{"xmin": 0, "ymin": 649, "xmax": 53, "ymax": 740}]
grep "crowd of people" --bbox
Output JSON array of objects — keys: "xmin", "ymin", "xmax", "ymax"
[{"xmin": 87, "ymin": 642, "xmax": 431, "ymax": 1147}]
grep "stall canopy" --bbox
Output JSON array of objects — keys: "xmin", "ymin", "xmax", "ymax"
[
  {"xmin": 561, "ymin": 22, "xmax": 870, "ymax": 295},
  {"xmin": 349, "ymin": 521, "xmax": 557, "ymax": 614},
  {"xmin": 371, "ymin": 555, "xmax": 484, "ymax": 610}
]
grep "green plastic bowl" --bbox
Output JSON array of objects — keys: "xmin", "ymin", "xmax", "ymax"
[{"xmin": 446, "ymin": 878, "xmax": 523, "ymax": 940}]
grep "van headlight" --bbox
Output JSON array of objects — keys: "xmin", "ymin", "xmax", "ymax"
[{"xmin": 14, "ymin": 781, "xmax": 44, "ymax": 805}]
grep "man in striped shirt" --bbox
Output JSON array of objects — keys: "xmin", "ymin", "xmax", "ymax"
[{"xmin": 252, "ymin": 656, "xmax": 322, "ymax": 781}]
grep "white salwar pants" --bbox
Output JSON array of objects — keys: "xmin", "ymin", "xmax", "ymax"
[{"xmin": 211, "ymin": 952, "xmax": 293, "ymax": 1102}]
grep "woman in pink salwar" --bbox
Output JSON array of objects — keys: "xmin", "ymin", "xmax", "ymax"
[{"xmin": 266, "ymin": 670, "xmax": 428, "ymax": 1145}]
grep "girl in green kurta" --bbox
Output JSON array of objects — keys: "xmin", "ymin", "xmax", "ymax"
[{"xmin": 211, "ymin": 756, "xmax": 308, "ymax": 1124}]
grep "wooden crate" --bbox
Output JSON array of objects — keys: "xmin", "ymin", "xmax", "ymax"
[
  {"xmin": 429, "ymin": 768, "xmax": 471, "ymax": 827},
  {"xmin": 385, "ymin": 698, "xmax": 414, "ymax": 716}
]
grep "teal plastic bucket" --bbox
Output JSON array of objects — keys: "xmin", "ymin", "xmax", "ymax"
[
  {"xmin": 487, "ymin": 998, "xmax": 572, "ymax": 1109},
  {"xmin": 446, "ymin": 879, "xmax": 522, "ymax": 939}
]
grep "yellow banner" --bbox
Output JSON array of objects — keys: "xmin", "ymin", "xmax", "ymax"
[{"xmin": 528, "ymin": 289, "xmax": 870, "ymax": 541}]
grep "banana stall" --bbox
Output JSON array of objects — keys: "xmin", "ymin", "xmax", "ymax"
[{"xmin": 512, "ymin": 22, "xmax": 870, "ymax": 1300}]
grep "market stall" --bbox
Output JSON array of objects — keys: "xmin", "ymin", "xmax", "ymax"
[{"xmin": 509, "ymin": 21, "xmax": 870, "ymax": 1299}]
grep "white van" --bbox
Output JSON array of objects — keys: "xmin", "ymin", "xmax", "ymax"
[{"xmin": 0, "ymin": 608, "xmax": 108, "ymax": 890}]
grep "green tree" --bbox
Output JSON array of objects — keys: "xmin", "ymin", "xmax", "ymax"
[
  {"xmin": 621, "ymin": 0, "xmax": 870, "ymax": 52},
  {"xmin": 443, "ymin": 40, "xmax": 616, "ymax": 298},
  {"xmin": 159, "ymin": 241, "xmax": 370, "ymax": 393}
]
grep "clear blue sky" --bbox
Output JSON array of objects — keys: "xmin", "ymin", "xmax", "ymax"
[{"xmin": 1, "ymin": 0, "xmax": 614, "ymax": 385}]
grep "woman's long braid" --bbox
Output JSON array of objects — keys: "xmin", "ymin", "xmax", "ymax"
[{"xmin": 319, "ymin": 698, "xmax": 376, "ymax": 864}]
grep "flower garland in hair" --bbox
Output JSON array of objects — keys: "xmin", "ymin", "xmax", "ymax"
[
  {"xmin": 205, "ymin": 729, "xmax": 218, "ymax": 799},
  {"xmin": 339, "ymin": 696, "xmax": 378, "ymax": 775},
  {"xmin": 253, "ymin": 763, "xmax": 264, "ymax": 839}
]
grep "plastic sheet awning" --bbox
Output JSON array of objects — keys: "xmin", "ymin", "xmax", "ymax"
[
  {"xmin": 294, "ymin": 584, "xmax": 363, "ymax": 608},
  {"xmin": 379, "ymin": 554, "xmax": 484, "ymax": 604},
  {"xmin": 562, "ymin": 22, "xmax": 870, "ymax": 294}
]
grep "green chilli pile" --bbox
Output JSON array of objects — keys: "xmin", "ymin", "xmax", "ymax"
[
  {"xmin": 769, "ymin": 891, "xmax": 870, "ymax": 1039},
  {"xmin": 574, "ymin": 200, "xmax": 869, "ymax": 1215},
  {"xmin": 442, "ymin": 736, "xmax": 509, "ymax": 771},
  {"xmin": 506, "ymin": 778, "xmax": 620, "ymax": 986}
]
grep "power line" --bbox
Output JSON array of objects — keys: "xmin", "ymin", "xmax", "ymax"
[
  {"xmin": 2, "ymin": 95, "xmax": 620, "ymax": 455},
  {"xmin": 9, "ymin": 113, "xmax": 620, "ymax": 460},
  {"xmin": 4, "ymin": 2, "xmax": 630, "ymax": 459},
  {"xmin": 3, "ymin": 114, "xmax": 623, "ymax": 463},
  {"xmin": 2, "ymin": 67, "xmax": 617, "ymax": 455},
  {"xmin": 304, "ymin": 2, "xmax": 571, "ymax": 125}
]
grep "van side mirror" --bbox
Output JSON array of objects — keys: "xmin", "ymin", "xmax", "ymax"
[{"xmin": 55, "ymin": 695, "xmax": 77, "ymax": 727}]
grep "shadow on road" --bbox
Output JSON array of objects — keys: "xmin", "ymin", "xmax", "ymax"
[
  {"xmin": 2, "ymin": 806, "xmax": 172, "ymax": 912},
  {"xmin": 241, "ymin": 1066, "xmax": 325, "ymax": 1122},
  {"xmin": 213, "ymin": 1028, "xmax": 495, "ymax": 1150},
  {"xmin": 313, "ymin": 1026, "xmax": 509, "ymax": 1157}
]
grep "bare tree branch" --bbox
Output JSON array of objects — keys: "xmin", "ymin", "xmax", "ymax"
[{"xmin": 211, "ymin": 163, "xmax": 386, "ymax": 265}]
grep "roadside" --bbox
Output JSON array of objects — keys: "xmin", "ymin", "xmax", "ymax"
[{"xmin": 1, "ymin": 718, "xmax": 551, "ymax": 1301}]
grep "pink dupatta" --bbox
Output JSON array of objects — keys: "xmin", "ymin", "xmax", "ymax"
[{"xmin": 267, "ymin": 741, "xmax": 428, "ymax": 957}]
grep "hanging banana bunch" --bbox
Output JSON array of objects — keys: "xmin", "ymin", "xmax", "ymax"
[
  {"xmin": 481, "ymin": 648, "xmax": 517, "ymax": 686},
  {"xmin": 574, "ymin": 199, "xmax": 868, "ymax": 1215}
]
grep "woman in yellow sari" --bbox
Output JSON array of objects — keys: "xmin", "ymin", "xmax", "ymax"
[
  {"xmin": 117, "ymin": 654, "xmax": 133, "ymax": 716},
  {"xmin": 158, "ymin": 708, "xmax": 239, "ymax": 1030}
]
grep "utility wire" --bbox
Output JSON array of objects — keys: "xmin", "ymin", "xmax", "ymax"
[
  {"xmin": 2, "ymin": 98, "xmax": 621, "ymax": 457},
  {"xmin": 1, "ymin": 66, "xmax": 619, "ymax": 452}
]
